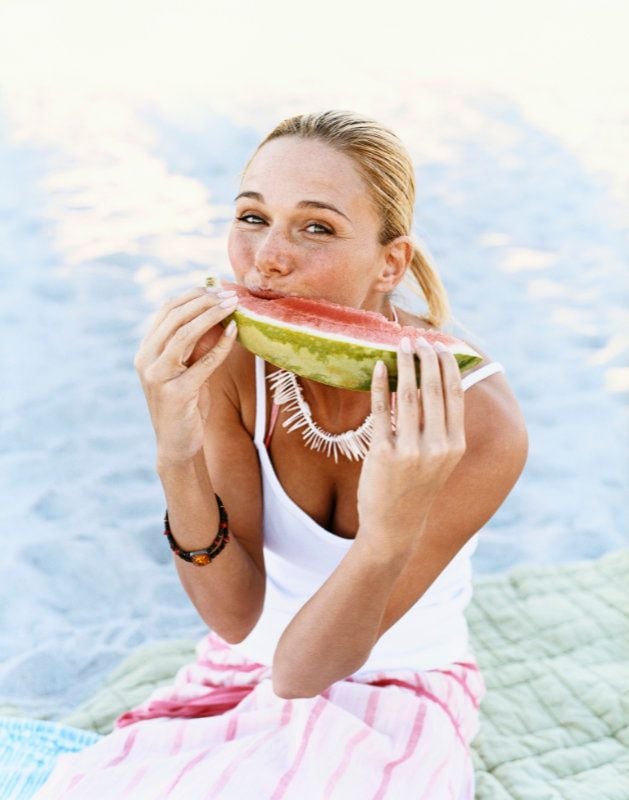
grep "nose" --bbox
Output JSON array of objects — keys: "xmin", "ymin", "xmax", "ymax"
[{"xmin": 253, "ymin": 228, "xmax": 295, "ymax": 277}]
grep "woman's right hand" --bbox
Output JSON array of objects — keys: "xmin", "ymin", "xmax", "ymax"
[{"xmin": 133, "ymin": 286, "xmax": 239, "ymax": 467}]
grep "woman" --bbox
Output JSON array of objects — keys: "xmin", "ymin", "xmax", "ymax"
[{"xmin": 36, "ymin": 111, "xmax": 528, "ymax": 798}]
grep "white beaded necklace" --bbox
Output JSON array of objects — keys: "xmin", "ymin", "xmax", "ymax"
[{"xmin": 266, "ymin": 303, "xmax": 399, "ymax": 464}]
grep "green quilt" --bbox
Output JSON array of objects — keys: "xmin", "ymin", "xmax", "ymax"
[
  {"xmin": 467, "ymin": 549, "xmax": 628, "ymax": 799},
  {"xmin": 59, "ymin": 548, "xmax": 629, "ymax": 799}
]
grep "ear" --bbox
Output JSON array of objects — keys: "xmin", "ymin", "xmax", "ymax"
[{"xmin": 375, "ymin": 235, "xmax": 413, "ymax": 292}]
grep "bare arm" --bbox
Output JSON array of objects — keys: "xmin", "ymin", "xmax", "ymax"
[
  {"xmin": 135, "ymin": 287, "xmax": 265, "ymax": 644},
  {"xmin": 272, "ymin": 536, "xmax": 410, "ymax": 698},
  {"xmin": 157, "ymin": 351, "xmax": 267, "ymax": 644},
  {"xmin": 158, "ymin": 447, "xmax": 265, "ymax": 644},
  {"xmin": 272, "ymin": 341, "xmax": 527, "ymax": 698}
]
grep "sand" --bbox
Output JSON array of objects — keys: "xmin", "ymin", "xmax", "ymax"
[{"xmin": 0, "ymin": 1, "xmax": 627, "ymax": 721}]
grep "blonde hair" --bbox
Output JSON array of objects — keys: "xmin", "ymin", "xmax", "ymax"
[{"xmin": 243, "ymin": 110, "xmax": 452, "ymax": 329}]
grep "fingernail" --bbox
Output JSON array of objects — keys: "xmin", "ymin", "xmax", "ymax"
[
  {"xmin": 375, "ymin": 360, "xmax": 386, "ymax": 378},
  {"xmin": 220, "ymin": 296, "xmax": 239, "ymax": 308},
  {"xmin": 415, "ymin": 336, "xmax": 431, "ymax": 349},
  {"xmin": 434, "ymin": 341, "xmax": 448, "ymax": 353},
  {"xmin": 217, "ymin": 290, "xmax": 237, "ymax": 298},
  {"xmin": 400, "ymin": 336, "xmax": 412, "ymax": 353},
  {"xmin": 225, "ymin": 320, "xmax": 237, "ymax": 336}
]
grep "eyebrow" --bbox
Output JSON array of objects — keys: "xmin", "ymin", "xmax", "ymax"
[{"xmin": 234, "ymin": 191, "xmax": 351, "ymax": 222}]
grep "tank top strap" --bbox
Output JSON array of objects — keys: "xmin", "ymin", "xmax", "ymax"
[
  {"xmin": 253, "ymin": 356, "xmax": 270, "ymax": 447},
  {"xmin": 461, "ymin": 361, "xmax": 505, "ymax": 390}
]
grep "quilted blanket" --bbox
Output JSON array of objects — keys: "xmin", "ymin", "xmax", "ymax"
[
  {"xmin": 467, "ymin": 548, "xmax": 628, "ymax": 799},
  {"xmin": 4, "ymin": 549, "xmax": 628, "ymax": 799}
]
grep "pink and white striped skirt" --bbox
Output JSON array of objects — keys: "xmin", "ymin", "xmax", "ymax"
[{"xmin": 34, "ymin": 632, "xmax": 485, "ymax": 799}]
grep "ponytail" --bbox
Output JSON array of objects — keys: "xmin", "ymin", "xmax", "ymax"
[{"xmin": 396, "ymin": 241, "xmax": 451, "ymax": 329}]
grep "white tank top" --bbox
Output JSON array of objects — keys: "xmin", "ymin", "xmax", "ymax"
[{"xmin": 230, "ymin": 355, "xmax": 506, "ymax": 675}]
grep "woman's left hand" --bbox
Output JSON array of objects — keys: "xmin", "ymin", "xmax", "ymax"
[{"xmin": 356, "ymin": 336, "xmax": 467, "ymax": 557}]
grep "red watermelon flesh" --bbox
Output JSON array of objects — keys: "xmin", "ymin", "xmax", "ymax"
[
  {"xmin": 222, "ymin": 282, "xmax": 463, "ymax": 346},
  {"xmin": 214, "ymin": 280, "xmax": 482, "ymax": 391}
]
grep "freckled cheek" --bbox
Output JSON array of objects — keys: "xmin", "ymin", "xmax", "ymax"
[
  {"xmin": 313, "ymin": 261, "xmax": 343, "ymax": 282},
  {"xmin": 227, "ymin": 230, "xmax": 253, "ymax": 271}
]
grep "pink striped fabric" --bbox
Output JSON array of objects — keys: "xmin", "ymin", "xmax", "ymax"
[{"xmin": 33, "ymin": 632, "xmax": 485, "ymax": 799}]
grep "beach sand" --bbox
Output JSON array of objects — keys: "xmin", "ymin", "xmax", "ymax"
[{"xmin": 0, "ymin": 0, "xmax": 627, "ymax": 721}]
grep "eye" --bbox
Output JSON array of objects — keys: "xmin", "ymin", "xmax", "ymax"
[
  {"xmin": 236, "ymin": 214, "xmax": 265, "ymax": 225},
  {"xmin": 235, "ymin": 214, "xmax": 332, "ymax": 235},
  {"xmin": 305, "ymin": 223, "xmax": 333, "ymax": 235}
]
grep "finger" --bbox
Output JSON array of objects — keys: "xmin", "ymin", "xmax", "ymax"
[
  {"xmin": 144, "ymin": 288, "xmax": 208, "ymax": 340},
  {"xmin": 434, "ymin": 341, "xmax": 466, "ymax": 447},
  {"xmin": 394, "ymin": 337, "xmax": 420, "ymax": 441},
  {"xmin": 181, "ymin": 319, "xmax": 239, "ymax": 392},
  {"xmin": 159, "ymin": 295, "xmax": 239, "ymax": 369},
  {"xmin": 370, "ymin": 359, "xmax": 394, "ymax": 444},
  {"xmin": 143, "ymin": 284, "xmax": 233, "ymax": 345},
  {"xmin": 414, "ymin": 336, "xmax": 446, "ymax": 438},
  {"xmin": 144, "ymin": 292, "xmax": 236, "ymax": 363}
]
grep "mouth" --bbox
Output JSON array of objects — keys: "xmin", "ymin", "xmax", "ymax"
[{"xmin": 247, "ymin": 287, "xmax": 289, "ymax": 300}]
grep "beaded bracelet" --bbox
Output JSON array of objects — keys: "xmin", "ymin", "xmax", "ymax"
[{"xmin": 163, "ymin": 494, "xmax": 230, "ymax": 566}]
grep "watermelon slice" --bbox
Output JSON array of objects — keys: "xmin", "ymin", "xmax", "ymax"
[{"xmin": 212, "ymin": 279, "xmax": 482, "ymax": 391}]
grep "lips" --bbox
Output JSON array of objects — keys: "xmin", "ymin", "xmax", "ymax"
[{"xmin": 247, "ymin": 287, "xmax": 289, "ymax": 300}]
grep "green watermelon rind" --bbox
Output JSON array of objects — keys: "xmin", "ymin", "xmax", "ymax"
[{"xmin": 222, "ymin": 310, "xmax": 482, "ymax": 392}]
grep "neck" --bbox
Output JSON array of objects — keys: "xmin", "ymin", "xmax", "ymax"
[{"xmin": 297, "ymin": 380, "xmax": 368, "ymax": 431}]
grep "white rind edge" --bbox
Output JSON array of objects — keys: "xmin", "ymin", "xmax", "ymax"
[{"xmin": 235, "ymin": 305, "xmax": 481, "ymax": 357}]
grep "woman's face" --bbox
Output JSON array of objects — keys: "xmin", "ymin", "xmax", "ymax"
[{"xmin": 227, "ymin": 136, "xmax": 403, "ymax": 311}]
